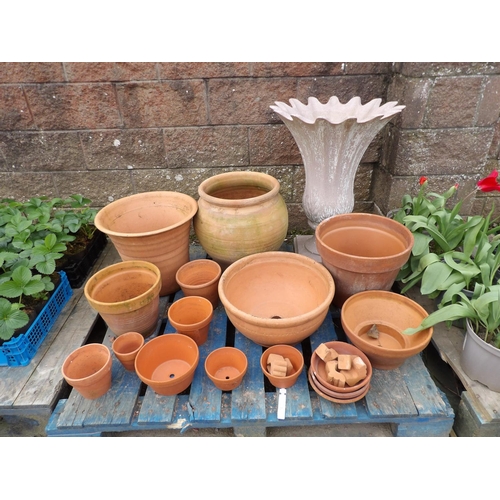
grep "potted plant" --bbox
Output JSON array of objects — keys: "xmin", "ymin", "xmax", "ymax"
[
  {"xmin": 399, "ymin": 170, "xmax": 500, "ymax": 392},
  {"xmin": 392, "ymin": 174, "xmax": 500, "ymax": 304}
]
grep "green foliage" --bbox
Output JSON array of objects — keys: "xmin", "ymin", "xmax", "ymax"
[{"xmin": 0, "ymin": 194, "xmax": 96, "ymax": 342}]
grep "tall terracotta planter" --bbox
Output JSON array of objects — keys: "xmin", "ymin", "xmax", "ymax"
[
  {"xmin": 193, "ymin": 171, "xmax": 288, "ymax": 267},
  {"xmin": 94, "ymin": 191, "xmax": 198, "ymax": 296},
  {"xmin": 315, "ymin": 213, "xmax": 413, "ymax": 307},
  {"xmin": 84, "ymin": 260, "xmax": 162, "ymax": 338}
]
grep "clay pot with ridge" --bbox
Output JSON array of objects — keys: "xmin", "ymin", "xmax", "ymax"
[
  {"xmin": 315, "ymin": 212, "xmax": 414, "ymax": 307},
  {"xmin": 134, "ymin": 333, "xmax": 199, "ymax": 396},
  {"xmin": 61, "ymin": 343, "xmax": 112, "ymax": 400},
  {"xmin": 112, "ymin": 331, "xmax": 145, "ymax": 371},
  {"xmin": 167, "ymin": 296, "xmax": 213, "ymax": 346},
  {"xmin": 84, "ymin": 260, "xmax": 162, "ymax": 338},
  {"xmin": 94, "ymin": 191, "xmax": 198, "ymax": 296},
  {"xmin": 341, "ymin": 290, "xmax": 433, "ymax": 370},
  {"xmin": 218, "ymin": 251, "xmax": 335, "ymax": 347},
  {"xmin": 175, "ymin": 259, "xmax": 222, "ymax": 308},
  {"xmin": 205, "ymin": 347, "xmax": 248, "ymax": 391},
  {"xmin": 193, "ymin": 171, "xmax": 289, "ymax": 268}
]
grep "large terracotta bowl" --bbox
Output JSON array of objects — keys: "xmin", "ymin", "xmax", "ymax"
[
  {"xmin": 218, "ymin": 251, "xmax": 335, "ymax": 346},
  {"xmin": 341, "ymin": 290, "xmax": 433, "ymax": 370}
]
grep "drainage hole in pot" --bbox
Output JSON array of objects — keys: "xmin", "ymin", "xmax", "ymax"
[
  {"xmin": 170, "ymin": 373, "xmax": 176, "ymax": 379},
  {"xmin": 270, "ymin": 315, "xmax": 282, "ymax": 319}
]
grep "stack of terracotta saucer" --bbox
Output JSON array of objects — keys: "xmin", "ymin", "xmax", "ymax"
[{"xmin": 308, "ymin": 341, "xmax": 372, "ymax": 404}]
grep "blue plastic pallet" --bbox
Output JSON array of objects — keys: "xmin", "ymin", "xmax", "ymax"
[{"xmin": 45, "ymin": 291, "xmax": 454, "ymax": 437}]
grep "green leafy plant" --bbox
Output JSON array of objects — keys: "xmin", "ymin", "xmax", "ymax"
[{"xmin": 0, "ymin": 298, "xmax": 29, "ymax": 341}]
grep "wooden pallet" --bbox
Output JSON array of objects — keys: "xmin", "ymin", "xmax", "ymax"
[
  {"xmin": 46, "ymin": 247, "xmax": 454, "ymax": 437},
  {"xmin": 406, "ymin": 288, "xmax": 500, "ymax": 437}
]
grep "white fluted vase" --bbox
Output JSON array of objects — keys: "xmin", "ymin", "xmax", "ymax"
[{"xmin": 270, "ymin": 96, "xmax": 405, "ymax": 255}]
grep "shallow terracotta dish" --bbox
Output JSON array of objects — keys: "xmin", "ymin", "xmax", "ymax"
[
  {"xmin": 308, "ymin": 369, "xmax": 370, "ymax": 404},
  {"xmin": 260, "ymin": 344, "xmax": 304, "ymax": 389},
  {"xmin": 310, "ymin": 340, "xmax": 372, "ymax": 394},
  {"xmin": 219, "ymin": 251, "xmax": 335, "ymax": 346},
  {"xmin": 205, "ymin": 347, "xmax": 248, "ymax": 391},
  {"xmin": 134, "ymin": 333, "xmax": 199, "ymax": 396},
  {"xmin": 309, "ymin": 368, "xmax": 370, "ymax": 399},
  {"xmin": 341, "ymin": 290, "xmax": 433, "ymax": 370}
]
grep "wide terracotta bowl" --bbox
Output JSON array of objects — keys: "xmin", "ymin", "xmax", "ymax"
[
  {"xmin": 134, "ymin": 333, "xmax": 199, "ymax": 396},
  {"xmin": 218, "ymin": 251, "xmax": 335, "ymax": 346},
  {"xmin": 341, "ymin": 290, "xmax": 433, "ymax": 370},
  {"xmin": 205, "ymin": 347, "xmax": 248, "ymax": 391},
  {"xmin": 310, "ymin": 340, "xmax": 372, "ymax": 394},
  {"xmin": 260, "ymin": 344, "xmax": 304, "ymax": 389}
]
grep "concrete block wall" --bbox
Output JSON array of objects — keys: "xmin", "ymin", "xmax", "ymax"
[{"xmin": 1, "ymin": 62, "xmax": 499, "ymax": 233}]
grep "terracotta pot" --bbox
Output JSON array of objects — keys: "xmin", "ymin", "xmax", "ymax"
[
  {"xmin": 204, "ymin": 347, "xmax": 248, "ymax": 391},
  {"xmin": 461, "ymin": 319, "xmax": 500, "ymax": 393},
  {"xmin": 309, "ymin": 368, "xmax": 370, "ymax": 400},
  {"xmin": 94, "ymin": 191, "xmax": 198, "ymax": 296},
  {"xmin": 193, "ymin": 171, "xmax": 289, "ymax": 268},
  {"xmin": 134, "ymin": 333, "xmax": 199, "ymax": 396},
  {"xmin": 61, "ymin": 344, "xmax": 112, "ymax": 400},
  {"xmin": 84, "ymin": 260, "xmax": 162, "ymax": 338},
  {"xmin": 219, "ymin": 251, "xmax": 335, "ymax": 346},
  {"xmin": 175, "ymin": 259, "xmax": 222, "ymax": 308},
  {"xmin": 167, "ymin": 296, "xmax": 213, "ymax": 346},
  {"xmin": 310, "ymin": 340, "xmax": 372, "ymax": 394},
  {"xmin": 315, "ymin": 212, "xmax": 414, "ymax": 307},
  {"xmin": 112, "ymin": 331, "xmax": 145, "ymax": 371},
  {"xmin": 260, "ymin": 344, "xmax": 304, "ymax": 389},
  {"xmin": 341, "ymin": 290, "xmax": 433, "ymax": 370}
]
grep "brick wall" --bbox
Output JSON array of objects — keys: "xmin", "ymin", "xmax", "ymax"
[{"xmin": 1, "ymin": 62, "xmax": 499, "ymax": 233}]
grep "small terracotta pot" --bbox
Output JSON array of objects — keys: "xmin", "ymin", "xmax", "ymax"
[
  {"xmin": 134, "ymin": 333, "xmax": 199, "ymax": 396},
  {"xmin": 84, "ymin": 260, "xmax": 162, "ymax": 338},
  {"xmin": 175, "ymin": 259, "xmax": 222, "ymax": 308},
  {"xmin": 167, "ymin": 296, "xmax": 214, "ymax": 346},
  {"xmin": 205, "ymin": 347, "xmax": 248, "ymax": 391},
  {"xmin": 315, "ymin": 212, "xmax": 413, "ymax": 307},
  {"xmin": 260, "ymin": 344, "xmax": 304, "ymax": 389},
  {"xmin": 341, "ymin": 290, "xmax": 433, "ymax": 370},
  {"xmin": 112, "ymin": 331, "xmax": 145, "ymax": 371},
  {"xmin": 61, "ymin": 344, "xmax": 112, "ymax": 400}
]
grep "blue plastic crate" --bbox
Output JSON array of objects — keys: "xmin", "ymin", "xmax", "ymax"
[{"xmin": 0, "ymin": 271, "xmax": 73, "ymax": 367}]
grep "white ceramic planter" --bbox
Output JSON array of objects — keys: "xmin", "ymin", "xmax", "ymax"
[{"xmin": 461, "ymin": 319, "xmax": 500, "ymax": 393}]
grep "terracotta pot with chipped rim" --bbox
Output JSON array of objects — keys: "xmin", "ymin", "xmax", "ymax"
[
  {"xmin": 341, "ymin": 290, "xmax": 433, "ymax": 370},
  {"xmin": 260, "ymin": 344, "xmax": 304, "ymax": 389},
  {"xmin": 94, "ymin": 191, "xmax": 198, "ymax": 296},
  {"xmin": 194, "ymin": 171, "xmax": 289, "ymax": 268},
  {"xmin": 219, "ymin": 251, "xmax": 335, "ymax": 347},
  {"xmin": 205, "ymin": 347, "xmax": 248, "ymax": 391},
  {"xmin": 175, "ymin": 259, "xmax": 222, "ymax": 308},
  {"xmin": 310, "ymin": 340, "xmax": 372, "ymax": 394},
  {"xmin": 315, "ymin": 212, "xmax": 413, "ymax": 307},
  {"xmin": 62, "ymin": 343, "xmax": 112, "ymax": 400},
  {"xmin": 167, "ymin": 296, "xmax": 214, "ymax": 346},
  {"xmin": 112, "ymin": 331, "xmax": 145, "ymax": 371},
  {"xmin": 134, "ymin": 333, "xmax": 199, "ymax": 396},
  {"xmin": 84, "ymin": 260, "xmax": 162, "ymax": 338}
]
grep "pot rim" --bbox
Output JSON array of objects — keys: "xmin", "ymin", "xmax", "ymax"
[
  {"xmin": 61, "ymin": 343, "xmax": 112, "ymax": 385},
  {"xmin": 218, "ymin": 251, "xmax": 335, "ymax": 328},
  {"xmin": 315, "ymin": 212, "xmax": 414, "ymax": 265},
  {"xmin": 94, "ymin": 191, "xmax": 198, "ymax": 238},
  {"xmin": 465, "ymin": 318, "xmax": 500, "ymax": 355},
  {"xmin": 167, "ymin": 296, "xmax": 214, "ymax": 329},
  {"xmin": 204, "ymin": 346, "xmax": 248, "ymax": 381},
  {"xmin": 197, "ymin": 171, "xmax": 280, "ymax": 208},
  {"xmin": 84, "ymin": 260, "xmax": 162, "ymax": 312}
]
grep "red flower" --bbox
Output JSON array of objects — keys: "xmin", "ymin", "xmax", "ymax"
[
  {"xmin": 419, "ymin": 176, "xmax": 428, "ymax": 185},
  {"xmin": 477, "ymin": 170, "xmax": 500, "ymax": 192}
]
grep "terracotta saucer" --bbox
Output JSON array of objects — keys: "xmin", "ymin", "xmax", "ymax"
[
  {"xmin": 309, "ymin": 368, "xmax": 369, "ymax": 399},
  {"xmin": 308, "ymin": 369, "xmax": 370, "ymax": 404}
]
